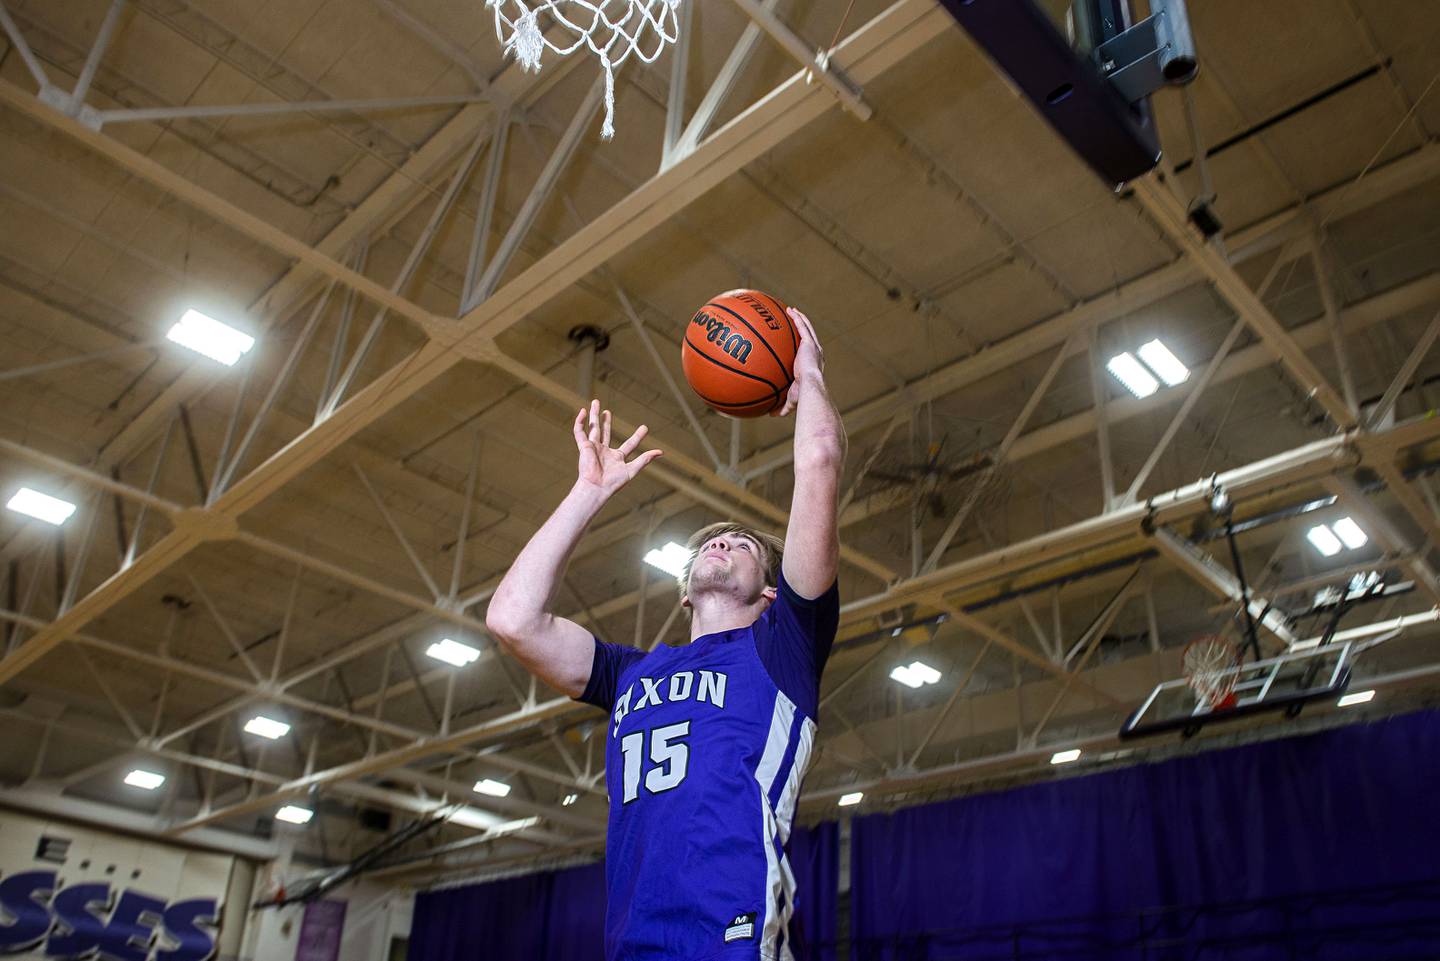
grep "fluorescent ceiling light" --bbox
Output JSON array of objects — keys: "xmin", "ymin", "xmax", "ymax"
[
  {"xmin": 1137, "ymin": 339, "xmax": 1189, "ymax": 386},
  {"xmin": 473, "ymin": 778, "xmax": 511, "ymax": 798},
  {"xmin": 426, "ymin": 637, "xmax": 479, "ymax": 667},
  {"xmin": 243, "ymin": 715, "xmax": 290, "ymax": 739},
  {"xmin": 1337, "ymin": 689, "xmax": 1374, "ymax": 707},
  {"xmin": 6, "ymin": 488, "xmax": 77, "ymax": 526},
  {"xmin": 1331, "ymin": 516, "xmax": 1368, "ymax": 550},
  {"xmin": 643, "ymin": 541, "xmax": 691, "ymax": 578},
  {"xmin": 890, "ymin": 666, "xmax": 924, "ymax": 688},
  {"xmin": 837, "ymin": 792, "xmax": 863, "ymax": 807},
  {"xmin": 890, "ymin": 661, "xmax": 942, "ymax": 688},
  {"xmin": 275, "ymin": 805, "xmax": 313, "ymax": 825},
  {"xmin": 1306, "ymin": 525, "xmax": 1343, "ymax": 557},
  {"xmin": 166, "ymin": 309, "xmax": 255, "ymax": 366},
  {"xmin": 1050, "ymin": 749, "xmax": 1082, "ymax": 765},
  {"xmin": 1106, "ymin": 352, "xmax": 1159, "ymax": 398},
  {"xmin": 124, "ymin": 769, "xmax": 165, "ymax": 790},
  {"xmin": 562, "ymin": 793, "xmax": 578, "ymax": 807}
]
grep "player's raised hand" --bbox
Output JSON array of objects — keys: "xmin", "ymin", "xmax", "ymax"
[
  {"xmin": 574, "ymin": 399, "xmax": 663, "ymax": 496},
  {"xmin": 775, "ymin": 306, "xmax": 825, "ymax": 417}
]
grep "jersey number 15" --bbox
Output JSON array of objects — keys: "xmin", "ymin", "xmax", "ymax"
[{"xmin": 619, "ymin": 721, "xmax": 691, "ymax": 803}]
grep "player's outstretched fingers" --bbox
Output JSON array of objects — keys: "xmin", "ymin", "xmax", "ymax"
[
  {"xmin": 602, "ymin": 409, "xmax": 612, "ymax": 449},
  {"xmin": 573, "ymin": 407, "xmax": 590, "ymax": 448},
  {"xmin": 627, "ymin": 447, "xmax": 664, "ymax": 477},
  {"xmin": 618, "ymin": 423, "xmax": 649, "ymax": 457},
  {"xmin": 588, "ymin": 399, "xmax": 602, "ymax": 443}
]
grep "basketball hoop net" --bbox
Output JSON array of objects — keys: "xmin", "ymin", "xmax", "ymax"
[
  {"xmin": 485, "ymin": 0, "xmax": 685, "ymax": 139},
  {"xmin": 1182, "ymin": 634, "xmax": 1241, "ymax": 710}
]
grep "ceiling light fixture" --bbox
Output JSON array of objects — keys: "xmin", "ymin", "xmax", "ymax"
[
  {"xmin": 426, "ymin": 638, "xmax": 480, "ymax": 667},
  {"xmin": 6, "ymin": 488, "xmax": 77, "ymax": 526},
  {"xmin": 473, "ymin": 778, "xmax": 511, "ymax": 798},
  {"xmin": 562, "ymin": 793, "xmax": 579, "ymax": 806},
  {"xmin": 890, "ymin": 661, "xmax": 942, "ymax": 689},
  {"xmin": 643, "ymin": 542, "xmax": 690, "ymax": 578},
  {"xmin": 838, "ymin": 792, "xmax": 863, "ymax": 807},
  {"xmin": 243, "ymin": 716, "xmax": 291, "ymax": 739},
  {"xmin": 1050, "ymin": 749, "xmax": 1082, "ymax": 765},
  {"xmin": 166, "ymin": 309, "xmax": 255, "ymax": 366},
  {"xmin": 275, "ymin": 805, "xmax": 313, "ymax": 824},
  {"xmin": 1106, "ymin": 352, "xmax": 1159, "ymax": 398},
  {"xmin": 1337, "ymin": 689, "xmax": 1374, "ymax": 707},
  {"xmin": 124, "ymin": 770, "xmax": 165, "ymax": 790},
  {"xmin": 1136, "ymin": 339, "xmax": 1189, "ymax": 386},
  {"xmin": 1330, "ymin": 517, "xmax": 1368, "ymax": 550},
  {"xmin": 1306, "ymin": 524, "xmax": 1343, "ymax": 557}
]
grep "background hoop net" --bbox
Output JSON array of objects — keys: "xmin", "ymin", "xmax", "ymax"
[
  {"xmin": 485, "ymin": 0, "xmax": 684, "ymax": 139},
  {"xmin": 1182, "ymin": 634, "xmax": 1241, "ymax": 710}
]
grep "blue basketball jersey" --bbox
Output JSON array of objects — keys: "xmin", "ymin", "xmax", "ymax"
[{"xmin": 577, "ymin": 573, "xmax": 839, "ymax": 961}]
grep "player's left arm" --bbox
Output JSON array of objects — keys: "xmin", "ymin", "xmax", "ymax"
[{"xmin": 776, "ymin": 307, "xmax": 847, "ymax": 599}]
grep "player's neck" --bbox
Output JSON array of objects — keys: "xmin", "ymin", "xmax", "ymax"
[{"xmin": 688, "ymin": 594, "xmax": 768, "ymax": 641}]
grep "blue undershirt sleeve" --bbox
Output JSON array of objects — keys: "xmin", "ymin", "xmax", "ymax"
[
  {"xmin": 755, "ymin": 572, "xmax": 840, "ymax": 718},
  {"xmin": 576, "ymin": 636, "xmax": 647, "ymax": 712}
]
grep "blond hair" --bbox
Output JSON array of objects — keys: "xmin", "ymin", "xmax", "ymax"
[{"xmin": 677, "ymin": 522, "xmax": 784, "ymax": 598}]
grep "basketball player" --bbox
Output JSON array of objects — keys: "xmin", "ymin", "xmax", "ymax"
[{"xmin": 486, "ymin": 306, "xmax": 844, "ymax": 960}]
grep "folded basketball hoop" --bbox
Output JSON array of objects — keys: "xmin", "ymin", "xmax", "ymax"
[
  {"xmin": 1182, "ymin": 634, "xmax": 1241, "ymax": 710},
  {"xmin": 485, "ymin": 0, "xmax": 685, "ymax": 139}
]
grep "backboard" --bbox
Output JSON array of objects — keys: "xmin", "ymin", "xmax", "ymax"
[{"xmin": 1121, "ymin": 641, "xmax": 1355, "ymax": 739}]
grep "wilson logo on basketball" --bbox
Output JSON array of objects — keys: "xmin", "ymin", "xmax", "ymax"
[{"xmin": 692, "ymin": 310, "xmax": 753, "ymax": 364}]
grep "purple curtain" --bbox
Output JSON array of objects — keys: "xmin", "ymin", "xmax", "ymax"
[
  {"xmin": 789, "ymin": 821, "xmax": 840, "ymax": 961},
  {"xmin": 408, "ymin": 862, "xmax": 606, "ymax": 961},
  {"xmin": 851, "ymin": 710, "xmax": 1440, "ymax": 960},
  {"xmin": 408, "ymin": 824, "xmax": 837, "ymax": 961}
]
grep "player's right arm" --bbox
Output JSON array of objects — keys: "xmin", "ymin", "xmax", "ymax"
[{"xmin": 485, "ymin": 400, "xmax": 662, "ymax": 697}]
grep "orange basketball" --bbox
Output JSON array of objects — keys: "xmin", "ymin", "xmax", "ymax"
[{"xmin": 681, "ymin": 289, "xmax": 797, "ymax": 417}]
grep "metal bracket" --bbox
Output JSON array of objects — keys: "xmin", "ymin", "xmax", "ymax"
[{"xmin": 1095, "ymin": 0, "xmax": 1198, "ymax": 104}]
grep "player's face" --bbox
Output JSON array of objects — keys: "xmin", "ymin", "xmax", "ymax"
[{"xmin": 687, "ymin": 533, "xmax": 770, "ymax": 602}]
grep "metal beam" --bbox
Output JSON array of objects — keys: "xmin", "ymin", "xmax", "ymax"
[
  {"xmin": 1323, "ymin": 473, "xmax": 1440, "ymax": 603},
  {"xmin": 0, "ymin": 436, "xmax": 491, "ymax": 628},
  {"xmin": 1366, "ymin": 309, "xmax": 1440, "ymax": 430},
  {"xmin": 1132, "ymin": 175, "xmax": 1357, "ymax": 429},
  {"xmin": 728, "ymin": 145, "xmax": 1440, "ymax": 487},
  {"xmin": 168, "ymin": 418, "xmax": 1440, "ymax": 834},
  {"xmin": 463, "ymin": 77, "xmax": 604, "ymax": 312},
  {"xmin": 354, "ymin": 464, "xmax": 444, "ymax": 602},
  {"xmin": 167, "ymin": 695, "xmax": 578, "ymax": 833},
  {"xmin": 1369, "ymin": 460, "xmax": 1440, "ymax": 559},
  {"xmin": 1029, "ymin": 568, "xmax": 1140, "ymax": 742},
  {"xmin": 322, "ymin": 129, "xmax": 491, "ymax": 416},
  {"xmin": 4, "ymin": 3, "xmax": 1425, "ymax": 693},
  {"xmin": 462, "ymin": 114, "xmax": 510, "ymax": 308},
  {"xmin": 1149, "ymin": 527, "xmax": 1296, "ymax": 646},
  {"xmin": 661, "ymin": 0, "xmax": 693, "ymax": 167},
  {"xmin": 0, "ymin": 79, "xmax": 444, "ymax": 336},
  {"xmin": 70, "ymin": 0, "xmax": 126, "ymax": 108},
  {"xmin": 1088, "ymin": 326, "xmax": 1116, "ymax": 512},
  {"xmin": 0, "ymin": 1, "xmax": 49, "ymax": 89},
  {"xmin": 922, "ymin": 334, "xmax": 1076, "ymax": 572},
  {"xmin": 98, "ymin": 92, "xmax": 487, "ymax": 126},
  {"xmin": 1117, "ymin": 243, "xmax": 1301, "ymax": 507},
  {"xmin": 728, "ymin": 0, "xmax": 871, "ymax": 121},
  {"xmin": 840, "ymin": 413, "xmax": 1440, "ymax": 629},
  {"xmin": 669, "ymin": 0, "xmax": 781, "ymax": 164},
  {"xmin": 1308, "ymin": 240, "xmax": 1360, "ymax": 415}
]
